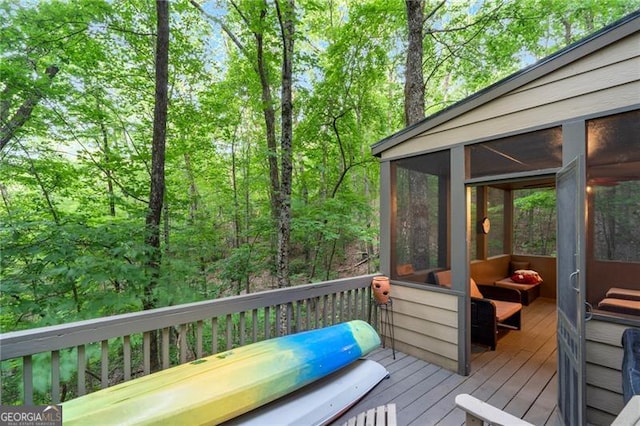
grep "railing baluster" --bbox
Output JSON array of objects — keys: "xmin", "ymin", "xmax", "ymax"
[
  {"xmin": 274, "ymin": 304, "xmax": 281, "ymax": 337},
  {"xmin": 347, "ymin": 291, "xmax": 352, "ymax": 321},
  {"xmin": 295, "ymin": 301, "xmax": 302, "ymax": 332},
  {"xmin": 161, "ymin": 328, "xmax": 170, "ymax": 370},
  {"xmin": 252, "ymin": 309, "xmax": 258, "ymax": 343},
  {"xmin": 286, "ymin": 303, "xmax": 293, "ymax": 335},
  {"xmin": 212, "ymin": 317, "xmax": 218, "ymax": 355},
  {"xmin": 322, "ymin": 295, "xmax": 328, "ymax": 328},
  {"xmin": 340, "ymin": 292, "xmax": 345, "ymax": 322},
  {"xmin": 225, "ymin": 314, "xmax": 232, "ymax": 350},
  {"xmin": 331, "ymin": 293, "xmax": 337, "ymax": 325},
  {"xmin": 23, "ymin": 355, "xmax": 33, "ymax": 404},
  {"xmin": 143, "ymin": 332, "xmax": 150, "ymax": 376},
  {"xmin": 305, "ymin": 299, "xmax": 311, "ymax": 330},
  {"xmin": 239, "ymin": 312, "xmax": 246, "ymax": 346},
  {"xmin": 196, "ymin": 320, "xmax": 203, "ymax": 359},
  {"xmin": 123, "ymin": 335, "xmax": 131, "ymax": 381},
  {"xmin": 179, "ymin": 324, "xmax": 187, "ymax": 364},
  {"xmin": 77, "ymin": 345, "xmax": 86, "ymax": 396},
  {"xmin": 51, "ymin": 350, "xmax": 60, "ymax": 403},
  {"xmin": 314, "ymin": 297, "xmax": 320, "ymax": 329},
  {"xmin": 101, "ymin": 340, "xmax": 109, "ymax": 389},
  {"xmin": 265, "ymin": 306, "xmax": 271, "ymax": 339}
]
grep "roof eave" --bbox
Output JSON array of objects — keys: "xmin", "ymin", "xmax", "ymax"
[{"xmin": 371, "ymin": 10, "xmax": 640, "ymax": 157}]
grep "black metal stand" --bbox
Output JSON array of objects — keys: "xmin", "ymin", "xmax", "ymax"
[{"xmin": 371, "ymin": 298, "xmax": 395, "ymax": 359}]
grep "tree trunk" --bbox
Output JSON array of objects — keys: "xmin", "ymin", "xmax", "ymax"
[
  {"xmin": 0, "ymin": 65, "xmax": 59, "ymax": 152},
  {"xmin": 404, "ymin": 0, "xmax": 425, "ymax": 126},
  {"xmin": 143, "ymin": 0, "xmax": 170, "ymax": 372},
  {"xmin": 404, "ymin": 0, "xmax": 430, "ymax": 270},
  {"xmin": 254, "ymin": 6, "xmax": 280, "ymax": 220},
  {"xmin": 276, "ymin": 0, "xmax": 295, "ymax": 289},
  {"xmin": 99, "ymin": 116, "xmax": 116, "ymax": 217}
]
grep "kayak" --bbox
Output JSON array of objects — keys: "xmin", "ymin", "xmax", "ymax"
[{"xmin": 62, "ymin": 320, "xmax": 380, "ymax": 425}]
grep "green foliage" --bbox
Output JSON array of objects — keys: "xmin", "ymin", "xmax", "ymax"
[
  {"xmin": 1, "ymin": 0, "xmax": 637, "ymax": 331},
  {"xmin": 513, "ymin": 189, "xmax": 557, "ymax": 256}
]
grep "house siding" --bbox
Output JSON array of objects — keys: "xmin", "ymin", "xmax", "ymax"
[
  {"xmin": 386, "ymin": 285, "xmax": 458, "ymax": 372},
  {"xmin": 585, "ymin": 318, "xmax": 630, "ymax": 425}
]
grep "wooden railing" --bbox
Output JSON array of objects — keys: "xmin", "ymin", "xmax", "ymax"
[{"xmin": 0, "ymin": 274, "xmax": 377, "ymax": 405}]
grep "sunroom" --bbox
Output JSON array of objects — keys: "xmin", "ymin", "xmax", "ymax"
[{"xmin": 373, "ymin": 11, "xmax": 639, "ymax": 425}]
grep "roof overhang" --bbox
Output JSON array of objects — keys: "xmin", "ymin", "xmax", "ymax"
[{"xmin": 371, "ymin": 10, "xmax": 640, "ymax": 157}]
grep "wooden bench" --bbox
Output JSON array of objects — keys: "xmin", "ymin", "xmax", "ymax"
[
  {"xmin": 342, "ymin": 404, "xmax": 397, "ymax": 426},
  {"xmin": 493, "ymin": 277, "xmax": 540, "ymax": 306}
]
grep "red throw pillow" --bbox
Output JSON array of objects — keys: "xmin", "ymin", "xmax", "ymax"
[{"xmin": 511, "ymin": 269, "xmax": 543, "ymax": 284}]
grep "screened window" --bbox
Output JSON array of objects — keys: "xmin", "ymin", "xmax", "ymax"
[
  {"xmin": 392, "ymin": 151, "xmax": 450, "ymax": 284},
  {"xmin": 588, "ymin": 110, "xmax": 640, "ymax": 263},
  {"xmin": 586, "ymin": 109, "xmax": 640, "ymax": 319}
]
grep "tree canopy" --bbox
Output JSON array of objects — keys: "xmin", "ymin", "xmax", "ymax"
[{"xmin": 1, "ymin": 0, "xmax": 638, "ymax": 333}]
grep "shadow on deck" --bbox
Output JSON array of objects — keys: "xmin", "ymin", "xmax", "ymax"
[{"xmin": 334, "ymin": 298, "xmax": 560, "ymax": 426}]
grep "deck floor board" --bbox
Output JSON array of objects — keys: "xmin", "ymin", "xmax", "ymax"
[{"xmin": 333, "ymin": 298, "xmax": 559, "ymax": 426}]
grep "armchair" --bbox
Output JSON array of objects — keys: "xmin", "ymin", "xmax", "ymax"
[{"xmin": 431, "ymin": 270, "xmax": 522, "ymax": 350}]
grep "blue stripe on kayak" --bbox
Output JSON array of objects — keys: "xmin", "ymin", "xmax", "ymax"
[{"xmin": 273, "ymin": 321, "xmax": 380, "ymax": 386}]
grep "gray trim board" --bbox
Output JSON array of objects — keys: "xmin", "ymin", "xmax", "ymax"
[
  {"xmin": 450, "ymin": 146, "xmax": 470, "ymax": 376},
  {"xmin": 379, "ymin": 161, "xmax": 391, "ymax": 276}
]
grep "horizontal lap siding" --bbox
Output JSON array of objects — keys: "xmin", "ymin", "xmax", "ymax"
[
  {"xmin": 381, "ymin": 33, "xmax": 640, "ymax": 160},
  {"xmin": 390, "ymin": 285, "xmax": 458, "ymax": 372},
  {"xmin": 585, "ymin": 319, "xmax": 630, "ymax": 425}
]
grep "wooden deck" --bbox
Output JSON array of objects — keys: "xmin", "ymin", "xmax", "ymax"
[{"xmin": 334, "ymin": 298, "xmax": 560, "ymax": 426}]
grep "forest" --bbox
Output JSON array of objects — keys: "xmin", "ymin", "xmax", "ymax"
[{"xmin": 1, "ymin": 0, "xmax": 639, "ymax": 337}]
